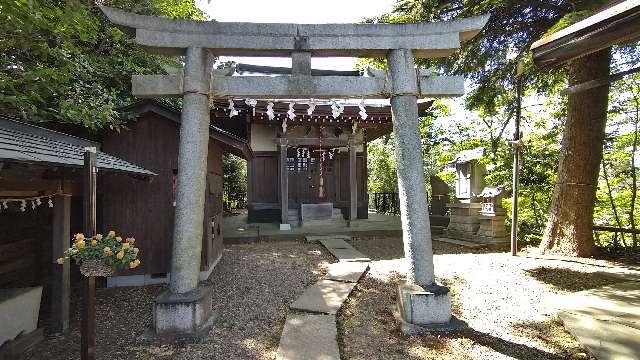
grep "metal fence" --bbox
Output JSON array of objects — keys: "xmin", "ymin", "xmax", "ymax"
[{"xmin": 369, "ymin": 192, "xmax": 401, "ymax": 215}]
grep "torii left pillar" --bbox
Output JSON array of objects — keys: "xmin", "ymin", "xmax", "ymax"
[{"xmin": 153, "ymin": 46, "xmax": 215, "ymax": 338}]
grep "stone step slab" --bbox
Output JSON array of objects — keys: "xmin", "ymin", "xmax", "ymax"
[
  {"xmin": 305, "ymin": 235, "xmax": 351, "ymax": 243},
  {"xmin": 317, "ymin": 238, "xmax": 370, "ymax": 262},
  {"xmin": 323, "ymin": 261, "xmax": 369, "ymax": 283},
  {"xmin": 434, "ymin": 237, "xmax": 485, "ymax": 248},
  {"xmin": 275, "ymin": 314, "xmax": 340, "ymax": 360},
  {"xmin": 290, "ymin": 279, "xmax": 356, "ymax": 314}
]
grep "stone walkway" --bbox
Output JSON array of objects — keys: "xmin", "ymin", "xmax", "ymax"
[
  {"xmin": 275, "ymin": 236, "xmax": 370, "ymax": 360},
  {"xmin": 556, "ymin": 280, "xmax": 640, "ymax": 360}
]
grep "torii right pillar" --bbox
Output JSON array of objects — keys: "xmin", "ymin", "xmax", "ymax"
[{"xmin": 388, "ymin": 48, "xmax": 453, "ymax": 331}]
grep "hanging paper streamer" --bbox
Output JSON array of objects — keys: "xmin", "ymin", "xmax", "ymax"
[
  {"xmin": 330, "ymin": 100, "xmax": 344, "ymax": 119},
  {"xmin": 358, "ymin": 99, "xmax": 368, "ymax": 120},
  {"xmin": 227, "ymin": 99, "xmax": 239, "ymax": 117},
  {"xmin": 287, "ymin": 103, "xmax": 296, "ymax": 120},
  {"xmin": 282, "ymin": 118, "xmax": 287, "ymax": 133},
  {"xmin": 244, "ymin": 98, "xmax": 258, "ymax": 116},
  {"xmin": 0, "ymin": 193, "xmax": 58, "ymax": 214},
  {"xmin": 266, "ymin": 102, "xmax": 275, "ymax": 120},
  {"xmin": 307, "ymin": 98, "xmax": 316, "ymax": 116}
]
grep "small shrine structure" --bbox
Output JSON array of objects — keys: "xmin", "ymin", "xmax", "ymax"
[{"xmin": 443, "ymin": 148, "xmax": 486, "ymax": 240}]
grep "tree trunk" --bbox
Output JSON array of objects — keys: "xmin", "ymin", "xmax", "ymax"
[{"xmin": 539, "ymin": 48, "xmax": 611, "ymax": 257}]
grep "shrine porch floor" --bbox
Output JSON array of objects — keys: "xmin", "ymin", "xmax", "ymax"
[{"xmin": 222, "ymin": 210, "xmax": 403, "ymax": 243}]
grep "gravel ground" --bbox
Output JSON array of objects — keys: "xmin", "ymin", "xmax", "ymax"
[
  {"xmin": 340, "ymin": 236, "xmax": 635, "ymax": 360},
  {"xmin": 25, "ymin": 241, "xmax": 331, "ymax": 360}
]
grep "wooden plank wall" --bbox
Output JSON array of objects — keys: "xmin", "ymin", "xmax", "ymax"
[
  {"xmin": 101, "ymin": 112, "xmax": 224, "ymax": 276},
  {"xmin": 247, "ymin": 152, "xmax": 368, "ymax": 219}
]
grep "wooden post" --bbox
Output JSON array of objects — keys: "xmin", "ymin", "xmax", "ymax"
[
  {"xmin": 511, "ymin": 60, "xmax": 524, "ymax": 257},
  {"xmin": 348, "ymin": 135, "xmax": 357, "ymax": 223},
  {"xmin": 81, "ymin": 147, "xmax": 97, "ymax": 360},
  {"xmin": 51, "ymin": 187, "xmax": 71, "ymax": 334},
  {"xmin": 278, "ymin": 138, "xmax": 289, "ymax": 228}
]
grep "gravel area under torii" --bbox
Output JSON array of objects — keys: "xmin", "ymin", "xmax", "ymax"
[{"xmin": 25, "ymin": 238, "xmax": 638, "ymax": 359}]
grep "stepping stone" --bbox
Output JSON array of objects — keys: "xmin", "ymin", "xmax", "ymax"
[
  {"xmin": 305, "ymin": 235, "xmax": 350, "ymax": 243},
  {"xmin": 323, "ymin": 262, "xmax": 369, "ymax": 283},
  {"xmin": 317, "ymin": 238, "xmax": 370, "ymax": 262},
  {"xmin": 324, "ymin": 246, "xmax": 370, "ymax": 262},
  {"xmin": 290, "ymin": 279, "xmax": 356, "ymax": 314},
  {"xmin": 318, "ymin": 237, "xmax": 352, "ymax": 249},
  {"xmin": 276, "ymin": 314, "xmax": 340, "ymax": 360}
]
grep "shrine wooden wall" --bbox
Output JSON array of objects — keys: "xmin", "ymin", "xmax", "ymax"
[{"xmin": 247, "ymin": 152, "xmax": 368, "ymax": 222}]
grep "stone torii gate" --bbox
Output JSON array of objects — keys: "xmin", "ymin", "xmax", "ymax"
[{"xmin": 101, "ymin": 6, "xmax": 487, "ymax": 336}]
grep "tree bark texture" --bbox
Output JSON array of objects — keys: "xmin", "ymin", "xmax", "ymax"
[{"xmin": 540, "ymin": 48, "xmax": 611, "ymax": 257}]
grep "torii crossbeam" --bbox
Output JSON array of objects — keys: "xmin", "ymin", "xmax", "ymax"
[{"xmin": 101, "ymin": 5, "xmax": 487, "ymax": 337}]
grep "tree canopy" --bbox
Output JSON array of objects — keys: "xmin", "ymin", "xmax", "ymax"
[{"xmin": 0, "ymin": 0, "xmax": 205, "ymax": 130}]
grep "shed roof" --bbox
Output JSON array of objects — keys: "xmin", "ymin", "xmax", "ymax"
[
  {"xmin": 119, "ymin": 99, "xmax": 253, "ymax": 159},
  {"xmin": 531, "ymin": 0, "xmax": 640, "ymax": 67},
  {"xmin": 0, "ymin": 114, "xmax": 156, "ymax": 177}
]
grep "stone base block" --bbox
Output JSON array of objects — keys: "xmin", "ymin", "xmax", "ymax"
[
  {"xmin": 279, "ymin": 223, "xmax": 292, "ymax": 231},
  {"xmin": 153, "ymin": 285, "xmax": 215, "ymax": 339},
  {"xmin": 442, "ymin": 229, "xmax": 477, "ymax": 241},
  {"xmin": 396, "ymin": 281, "xmax": 451, "ymax": 325}
]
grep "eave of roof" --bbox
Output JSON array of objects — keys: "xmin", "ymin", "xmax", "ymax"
[
  {"xmin": 531, "ymin": 0, "xmax": 640, "ymax": 67},
  {"xmin": 0, "ymin": 114, "xmax": 156, "ymax": 178},
  {"xmin": 121, "ymin": 99, "xmax": 253, "ymax": 159}
]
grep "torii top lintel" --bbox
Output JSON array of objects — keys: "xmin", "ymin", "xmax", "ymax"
[{"xmin": 100, "ymin": 6, "xmax": 488, "ymax": 58}]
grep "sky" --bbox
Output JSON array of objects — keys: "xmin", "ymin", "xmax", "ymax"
[{"xmin": 196, "ymin": 0, "xmax": 397, "ymax": 70}]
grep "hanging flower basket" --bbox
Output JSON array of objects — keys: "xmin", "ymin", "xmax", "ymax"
[
  {"xmin": 57, "ymin": 231, "xmax": 141, "ymax": 277},
  {"xmin": 80, "ymin": 259, "xmax": 114, "ymax": 277}
]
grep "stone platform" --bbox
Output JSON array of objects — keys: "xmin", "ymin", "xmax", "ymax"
[{"xmin": 556, "ymin": 281, "xmax": 640, "ymax": 360}]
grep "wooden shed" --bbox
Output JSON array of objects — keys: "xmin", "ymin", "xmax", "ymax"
[
  {"xmin": 100, "ymin": 100, "xmax": 251, "ymax": 287},
  {"xmin": 0, "ymin": 114, "xmax": 154, "ymax": 352}
]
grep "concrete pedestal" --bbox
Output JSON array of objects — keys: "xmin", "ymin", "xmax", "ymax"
[
  {"xmin": 396, "ymin": 281, "xmax": 452, "ymax": 326},
  {"xmin": 442, "ymin": 203, "xmax": 481, "ymax": 241},
  {"xmin": 153, "ymin": 285, "xmax": 215, "ymax": 339}
]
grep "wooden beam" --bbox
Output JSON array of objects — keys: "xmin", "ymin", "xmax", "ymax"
[
  {"xmin": 81, "ymin": 148, "xmax": 97, "ymax": 360},
  {"xmin": 278, "ymin": 139, "xmax": 289, "ymax": 226},
  {"xmin": 348, "ymin": 135, "xmax": 357, "ymax": 223},
  {"xmin": 282, "ymin": 137, "xmax": 362, "ymax": 147},
  {"xmin": 51, "ymin": 192, "xmax": 71, "ymax": 334}
]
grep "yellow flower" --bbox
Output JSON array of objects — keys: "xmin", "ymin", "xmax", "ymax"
[
  {"xmin": 129, "ymin": 259, "xmax": 140, "ymax": 269},
  {"xmin": 76, "ymin": 240, "xmax": 86, "ymax": 249},
  {"xmin": 116, "ymin": 251, "xmax": 124, "ymax": 260},
  {"xmin": 103, "ymin": 247, "xmax": 112, "ymax": 256},
  {"xmin": 95, "ymin": 234, "xmax": 103, "ymax": 241},
  {"xmin": 56, "ymin": 258, "xmax": 65, "ymax": 265},
  {"xmin": 122, "ymin": 242, "xmax": 130, "ymax": 250},
  {"xmin": 115, "ymin": 236, "xmax": 122, "ymax": 242},
  {"xmin": 74, "ymin": 233, "xmax": 85, "ymax": 242},
  {"xmin": 133, "ymin": 247, "xmax": 139, "ymax": 255},
  {"xmin": 108, "ymin": 230, "xmax": 116, "ymax": 237},
  {"xmin": 91, "ymin": 240, "xmax": 97, "ymax": 246}
]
